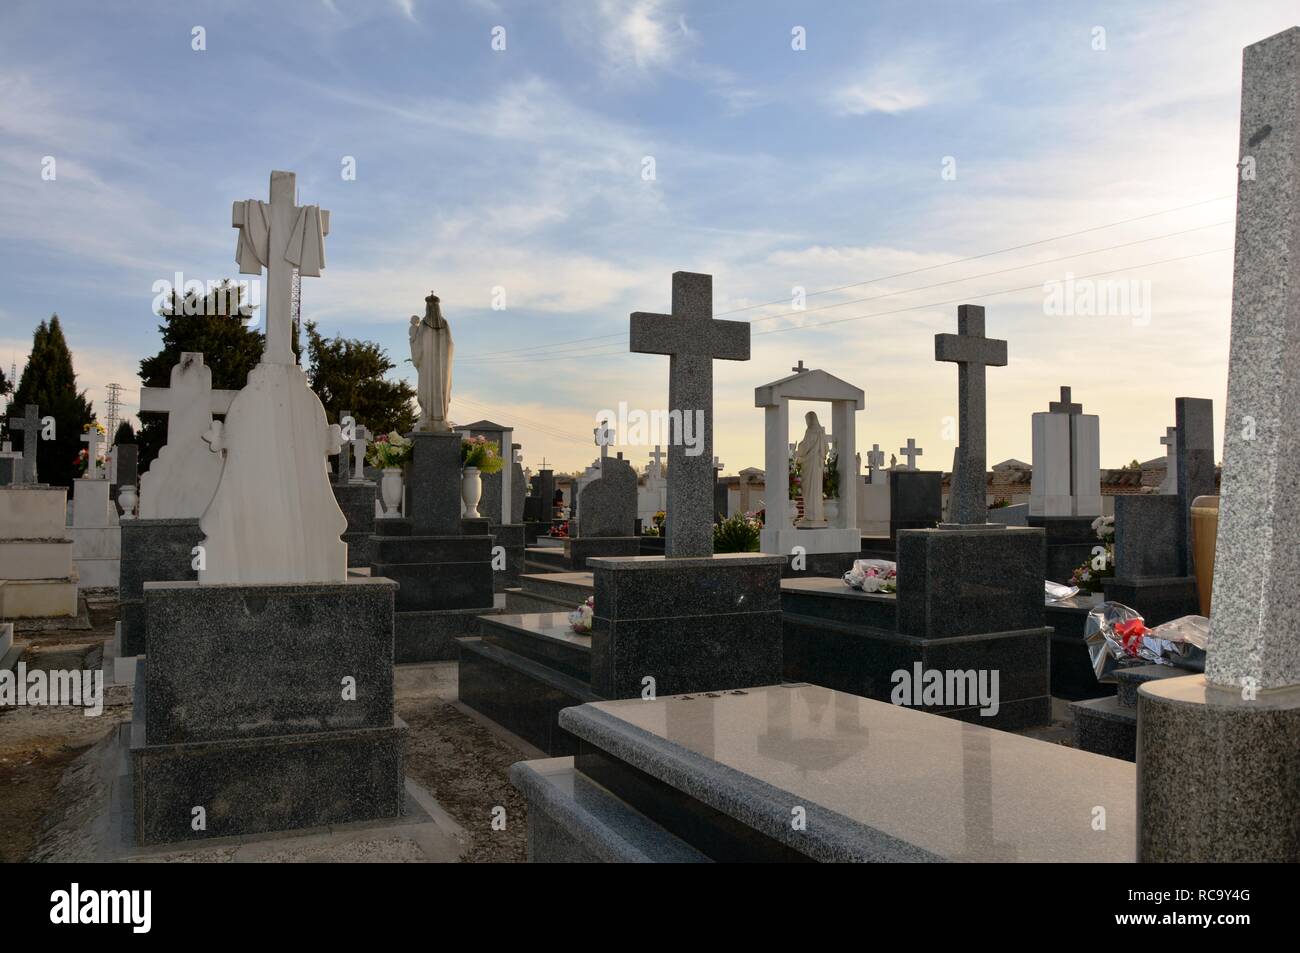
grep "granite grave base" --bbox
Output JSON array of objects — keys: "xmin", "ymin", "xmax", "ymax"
[
  {"xmin": 130, "ymin": 577, "xmax": 406, "ymax": 845},
  {"xmin": 333, "ymin": 481, "xmax": 376, "ymax": 568},
  {"xmin": 511, "ymin": 685, "xmax": 1136, "ymax": 863},
  {"xmin": 117, "ymin": 517, "xmax": 202, "ymax": 656},
  {"xmin": 1138, "ymin": 675, "xmax": 1300, "ymax": 861},
  {"xmin": 589, "ymin": 553, "xmax": 784, "ymax": 699},
  {"xmin": 1027, "ymin": 515, "xmax": 1098, "ymax": 584},
  {"xmin": 1102, "ymin": 576, "xmax": 1200, "ymax": 627}
]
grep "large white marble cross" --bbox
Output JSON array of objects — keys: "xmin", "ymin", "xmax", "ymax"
[
  {"xmin": 233, "ymin": 170, "xmax": 330, "ymax": 365},
  {"xmin": 80, "ymin": 427, "xmax": 105, "ymax": 479},
  {"xmin": 935, "ymin": 304, "xmax": 1007, "ymax": 525},
  {"xmin": 630, "ymin": 271, "xmax": 751, "ymax": 558},
  {"xmin": 7, "ymin": 403, "xmax": 40, "ymax": 483}
]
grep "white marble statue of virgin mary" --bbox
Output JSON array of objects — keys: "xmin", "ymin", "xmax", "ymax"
[
  {"xmin": 410, "ymin": 291, "xmax": 454, "ymax": 432},
  {"xmin": 794, "ymin": 410, "xmax": 828, "ymax": 525}
]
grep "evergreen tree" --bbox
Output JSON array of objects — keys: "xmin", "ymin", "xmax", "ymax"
[
  {"xmin": 113, "ymin": 419, "xmax": 137, "ymax": 445},
  {"xmin": 305, "ymin": 321, "xmax": 417, "ymax": 436},
  {"xmin": 8, "ymin": 315, "xmax": 95, "ymax": 488},
  {"xmin": 137, "ymin": 281, "xmax": 263, "ymax": 470}
]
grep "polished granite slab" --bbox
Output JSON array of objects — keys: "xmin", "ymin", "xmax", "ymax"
[
  {"xmin": 490, "ymin": 612, "xmax": 592, "ymax": 652},
  {"xmin": 560, "ymin": 683, "xmax": 1135, "ymax": 862}
]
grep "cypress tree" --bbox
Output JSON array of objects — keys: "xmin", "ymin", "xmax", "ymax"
[{"xmin": 8, "ymin": 315, "xmax": 95, "ymax": 488}]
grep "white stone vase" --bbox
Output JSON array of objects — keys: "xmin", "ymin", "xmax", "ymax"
[
  {"xmin": 462, "ymin": 466, "xmax": 483, "ymax": 519},
  {"xmin": 118, "ymin": 484, "xmax": 138, "ymax": 520},
  {"xmin": 789, "ymin": 499, "xmax": 800, "ymax": 523},
  {"xmin": 824, "ymin": 498, "xmax": 839, "ymax": 523},
  {"xmin": 381, "ymin": 467, "xmax": 404, "ymax": 517}
]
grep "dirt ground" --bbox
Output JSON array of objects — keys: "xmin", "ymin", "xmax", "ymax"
[
  {"xmin": 0, "ymin": 611, "xmax": 127, "ymax": 864},
  {"xmin": 0, "ymin": 600, "xmax": 531, "ymax": 863}
]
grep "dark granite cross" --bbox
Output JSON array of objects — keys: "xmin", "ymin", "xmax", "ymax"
[
  {"xmin": 791, "ymin": 360, "xmax": 808, "ymax": 374},
  {"xmin": 1048, "ymin": 386, "xmax": 1082, "ymax": 415},
  {"xmin": 1047, "ymin": 386, "xmax": 1085, "ymax": 497},
  {"xmin": 899, "ymin": 437, "xmax": 923, "ymax": 468},
  {"xmin": 631, "ymin": 271, "xmax": 750, "ymax": 557},
  {"xmin": 7, "ymin": 403, "xmax": 40, "ymax": 483},
  {"xmin": 935, "ymin": 305, "xmax": 1007, "ymax": 525}
]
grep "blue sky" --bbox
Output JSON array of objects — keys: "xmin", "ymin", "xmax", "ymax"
[{"xmin": 2, "ymin": 0, "xmax": 1296, "ymax": 473}]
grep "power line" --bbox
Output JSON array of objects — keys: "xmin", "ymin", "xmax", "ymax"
[
  {"xmin": 455, "ymin": 194, "xmax": 1232, "ymax": 362},
  {"xmin": 752, "ymin": 248, "xmax": 1231, "ymax": 337},
  {"xmin": 458, "ymin": 220, "xmax": 1231, "ymax": 364}
]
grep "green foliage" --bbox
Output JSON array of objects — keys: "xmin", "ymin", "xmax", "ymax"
[
  {"xmin": 0, "ymin": 362, "xmax": 10, "ymax": 396},
  {"xmin": 137, "ymin": 282, "xmax": 263, "ymax": 471},
  {"xmin": 713, "ymin": 513, "xmax": 761, "ymax": 554},
  {"xmin": 113, "ymin": 419, "xmax": 136, "ymax": 445},
  {"xmin": 461, "ymin": 436, "xmax": 505, "ymax": 474},
  {"xmin": 305, "ymin": 321, "xmax": 417, "ymax": 436},
  {"xmin": 8, "ymin": 315, "xmax": 95, "ymax": 488},
  {"xmin": 823, "ymin": 447, "xmax": 839, "ymax": 499}
]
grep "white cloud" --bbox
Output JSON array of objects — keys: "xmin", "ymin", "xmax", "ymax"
[{"xmin": 831, "ymin": 47, "xmax": 958, "ymax": 116}]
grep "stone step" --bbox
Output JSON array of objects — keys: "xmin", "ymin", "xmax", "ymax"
[
  {"xmin": 516, "ymin": 571, "xmax": 594, "ymax": 605},
  {"xmin": 503, "ymin": 588, "xmax": 574, "ymax": 614},
  {"xmin": 1115, "ymin": 664, "xmax": 1188, "ymax": 709},
  {"xmin": 510, "ymin": 757, "xmax": 709, "ymax": 863},
  {"xmin": 458, "ymin": 636, "xmax": 600, "ymax": 756},
  {"xmin": 524, "ymin": 547, "xmax": 570, "ymax": 572},
  {"xmin": 478, "ymin": 612, "xmax": 591, "ymax": 682},
  {"xmin": 1069, "ymin": 695, "xmax": 1136, "ymax": 762}
]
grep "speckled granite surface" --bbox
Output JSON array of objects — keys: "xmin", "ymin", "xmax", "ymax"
[
  {"xmin": 1209, "ymin": 27, "xmax": 1300, "ymax": 690},
  {"xmin": 550, "ymin": 684, "xmax": 1134, "ymax": 862}
]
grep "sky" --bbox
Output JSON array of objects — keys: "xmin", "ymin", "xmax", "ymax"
[{"xmin": 1, "ymin": 0, "xmax": 1295, "ymax": 475}]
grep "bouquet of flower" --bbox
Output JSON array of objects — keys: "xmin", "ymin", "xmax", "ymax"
[
  {"xmin": 1084, "ymin": 602, "xmax": 1209, "ymax": 681},
  {"xmin": 843, "ymin": 559, "xmax": 898, "ymax": 593},
  {"xmin": 367, "ymin": 431, "xmax": 413, "ymax": 468},
  {"xmin": 461, "ymin": 435, "xmax": 505, "ymax": 474},
  {"xmin": 551, "ymin": 520, "xmax": 570, "ymax": 539},
  {"xmin": 73, "ymin": 448, "xmax": 90, "ymax": 477},
  {"xmin": 1069, "ymin": 516, "xmax": 1116, "ymax": 592},
  {"xmin": 788, "ymin": 456, "xmax": 802, "ymax": 500},
  {"xmin": 569, "ymin": 596, "xmax": 594, "ymax": 634}
]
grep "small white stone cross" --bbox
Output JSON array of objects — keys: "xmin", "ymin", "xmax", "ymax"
[
  {"xmin": 594, "ymin": 419, "xmax": 612, "ymax": 462},
  {"xmin": 80, "ymin": 427, "xmax": 106, "ymax": 479},
  {"xmin": 351, "ymin": 424, "xmax": 371, "ymax": 481}
]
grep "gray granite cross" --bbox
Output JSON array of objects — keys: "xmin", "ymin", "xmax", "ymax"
[
  {"xmin": 7, "ymin": 403, "xmax": 40, "ymax": 483},
  {"xmin": 648, "ymin": 444, "xmax": 665, "ymax": 478},
  {"xmin": 630, "ymin": 271, "xmax": 750, "ymax": 557},
  {"xmin": 899, "ymin": 437, "xmax": 923, "ymax": 469},
  {"xmin": 1048, "ymin": 386, "xmax": 1083, "ymax": 415},
  {"xmin": 791, "ymin": 360, "xmax": 808, "ymax": 374},
  {"xmin": 935, "ymin": 305, "xmax": 1007, "ymax": 525}
]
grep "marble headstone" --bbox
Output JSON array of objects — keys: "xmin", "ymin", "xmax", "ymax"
[{"xmin": 138, "ymin": 354, "xmax": 237, "ymax": 519}]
